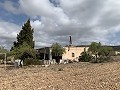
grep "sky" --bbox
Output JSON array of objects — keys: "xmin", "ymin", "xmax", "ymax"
[{"xmin": 0, "ymin": 0, "xmax": 120, "ymax": 49}]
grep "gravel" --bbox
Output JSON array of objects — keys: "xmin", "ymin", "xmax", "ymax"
[{"xmin": 0, "ymin": 62, "xmax": 120, "ymax": 90}]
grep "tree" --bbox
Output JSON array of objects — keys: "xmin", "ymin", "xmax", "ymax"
[
  {"xmin": 0, "ymin": 46, "xmax": 8, "ymax": 60},
  {"xmin": 0, "ymin": 46, "xmax": 8, "ymax": 53},
  {"xmin": 12, "ymin": 18, "xmax": 34, "ymax": 49},
  {"xmin": 88, "ymin": 42, "xmax": 114, "ymax": 63},
  {"xmin": 10, "ymin": 19, "xmax": 36, "ymax": 65},
  {"xmin": 51, "ymin": 43, "xmax": 65, "ymax": 64},
  {"xmin": 88, "ymin": 42, "xmax": 101, "ymax": 62},
  {"xmin": 99, "ymin": 46, "xmax": 113, "ymax": 57},
  {"xmin": 11, "ymin": 42, "xmax": 36, "ymax": 64}
]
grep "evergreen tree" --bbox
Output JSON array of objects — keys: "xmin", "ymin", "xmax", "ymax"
[
  {"xmin": 10, "ymin": 19, "xmax": 35, "ymax": 65},
  {"xmin": 13, "ymin": 18, "xmax": 34, "ymax": 48}
]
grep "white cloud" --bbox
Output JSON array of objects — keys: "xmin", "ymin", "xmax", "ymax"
[
  {"xmin": 1, "ymin": 0, "xmax": 120, "ymax": 48},
  {"xmin": 19, "ymin": 0, "xmax": 71, "ymax": 25},
  {"xmin": 0, "ymin": 1, "xmax": 20, "ymax": 14},
  {"xmin": 0, "ymin": 20, "xmax": 20, "ymax": 49}
]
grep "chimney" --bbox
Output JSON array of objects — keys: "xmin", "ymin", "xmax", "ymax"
[
  {"xmin": 69, "ymin": 36, "xmax": 72, "ymax": 46},
  {"xmin": 68, "ymin": 36, "xmax": 72, "ymax": 51}
]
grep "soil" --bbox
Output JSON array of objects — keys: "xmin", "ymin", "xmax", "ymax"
[{"xmin": 0, "ymin": 61, "xmax": 120, "ymax": 90}]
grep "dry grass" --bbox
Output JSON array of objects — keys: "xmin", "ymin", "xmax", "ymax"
[{"xmin": 0, "ymin": 61, "xmax": 120, "ymax": 90}]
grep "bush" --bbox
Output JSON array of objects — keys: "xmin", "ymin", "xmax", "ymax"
[
  {"xmin": 24, "ymin": 58, "xmax": 43, "ymax": 66},
  {"xmin": 98, "ymin": 56, "xmax": 110, "ymax": 63},
  {"xmin": 33, "ymin": 60, "xmax": 44, "ymax": 65},
  {"xmin": 90, "ymin": 56, "xmax": 111, "ymax": 63},
  {"xmin": 10, "ymin": 42, "xmax": 36, "ymax": 61},
  {"xmin": 79, "ymin": 52, "xmax": 92, "ymax": 62}
]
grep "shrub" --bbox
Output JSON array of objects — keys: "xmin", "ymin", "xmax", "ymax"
[
  {"xmin": 98, "ymin": 56, "xmax": 110, "ymax": 63},
  {"xmin": 79, "ymin": 52, "xmax": 92, "ymax": 62},
  {"xmin": 10, "ymin": 42, "xmax": 36, "ymax": 61},
  {"xmin": 24, "ymin": 58, "xmax": 42, "ymax": 66}
]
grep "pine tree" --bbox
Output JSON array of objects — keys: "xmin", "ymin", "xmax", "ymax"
[
  {"xmin": 13, "ymin": 18, "xmax": 34, "ymax": 48},
  {"xmin": 10, "ymin": 19, "xmax": 36, "ymax": 63}
]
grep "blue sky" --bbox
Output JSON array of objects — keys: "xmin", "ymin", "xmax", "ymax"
[
  {"xmin": 0, "ymin": 0, "xmax": 120, "ymax": 49},
  {"xmin": 0, "ymin": 1, "xmax": 27, "ymax": 26}
]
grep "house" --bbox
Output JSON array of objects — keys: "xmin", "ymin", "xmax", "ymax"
[
  {"xmin": 36, "ymin": 45, "xmax": 89, "ymax": 61},
  {"xmin": 36, "ymin": 47, "xmax": 52, "ymax": 60},
  {"xmin": 62, "ymin": 45, "xmax": 89, "ymax": 61}
]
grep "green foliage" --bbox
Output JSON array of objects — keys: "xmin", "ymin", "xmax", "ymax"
[
  {"xmin": 88, "ymin": 42, "xmax": 114, "ymax": 63},
  {"xmin": 10, "ymin": 42, "xmax": 36, "ymax": 61},
  {"xmin": 0, "ymin": 46, "xmax": 8, "ymax": 60},
  {"xmin": 99, "ymin": 46, "xmax": 113, "ymax": 57},
  {"xmin": 0, "ymin": 46, "xmax": 8, "ymax": 53},
  {"xmin": 51, "ymin": 43, "xmax": 65, "ymax": 63},
  {"xmin": 88, "ymin": 42, "xmax": 101, "ymax": 63},
  {"xmin": 97, "ymin": 46, "xmax": 113, "ymax": 63},
  {"xmin": 10, "ymin": 19, "xmax": 36, "ymax": 66},
  {"xmin": 11, "ymin": 18, "xmax": 34, "ymax": 49},
  {"xmin": 88, "ymin": 42, "xmax": 101, "ymax": 55},
  {"xmin": 79, "ymin": 51, "xmax": 92, "ymax": 62},
  {"xmin": 24, "ymin": 58, "xmax": 42, "ymax": 66},
  {"xmin": 51, "ymin": 43, "xmax": 65, "ymax": 56},
  {"xmin": 97, "ymin": 56, "xmax": 110, "ymax": 63}
]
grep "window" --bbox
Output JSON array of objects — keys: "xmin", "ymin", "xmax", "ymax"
[{"xmin": 72, "ymin": 53, "xmax": 75, "ymax": 57}]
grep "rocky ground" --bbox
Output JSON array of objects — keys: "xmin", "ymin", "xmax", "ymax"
[{"xmin": 0, "ymin": 61, "xmax": 120, "ymax": 90}]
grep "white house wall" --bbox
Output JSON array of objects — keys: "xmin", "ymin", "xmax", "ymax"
[{"xmin": 62, "ymin": 46, "xmax": 89, "ymax": 61}]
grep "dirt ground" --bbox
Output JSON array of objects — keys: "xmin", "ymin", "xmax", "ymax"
[{"xmin": 0, "ymin": 61, "xmax": 120, "ymax": 90}]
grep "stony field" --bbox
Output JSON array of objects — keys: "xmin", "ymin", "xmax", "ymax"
[{"xmin": 0, "ymin": 61, "xmax": 120, "ymax": 90}]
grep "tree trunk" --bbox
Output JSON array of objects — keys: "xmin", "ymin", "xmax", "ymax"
[
  {"xmin": 95, "ymin": 54, "xmax": 98, "ymax": 63},
  {"xmin": 55, "ymin": 56, "xmax": 60, "ymax": 64}
]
